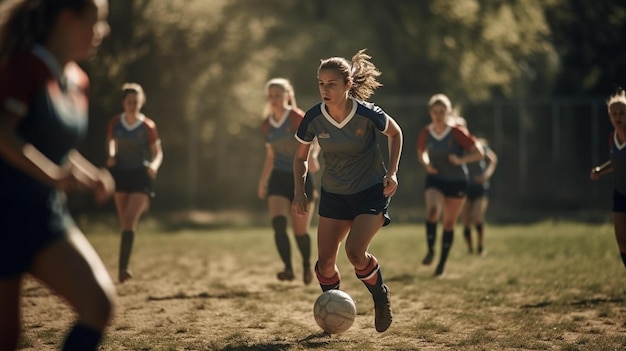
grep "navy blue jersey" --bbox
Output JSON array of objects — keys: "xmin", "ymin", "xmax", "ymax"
[
  {"xmin": 296, "ymin": 98, "xmax": 388, "ymax": 195},
  {"xmin": 262, "ymin": 108, "xmax": 303, "ymax": 172},
  {"xmin": 0, "ymin": 46, "xmax": 89, "ymax": 205},
  {"xmin": 609, "ymin": 131, "xmax": 626, "ymax": 195},
  {"xmin": 417, "ymin": 125, "xmax": 476, "ymax": 182},
  {"xmin": 107, "ymin": 113, "xmax": 159, "ymax": 170}
]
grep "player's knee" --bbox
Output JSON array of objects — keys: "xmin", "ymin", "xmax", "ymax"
[
  {"xmin": 426, "ymin": 207, "xmax": 439, "ymax": 220},
  {"xmin": 344, "ymin": 248, "xmax": 366, "ymax": 267},
  {"xmin": 78, "ymin": 287, "xmax": 116, "ymax": 329}
]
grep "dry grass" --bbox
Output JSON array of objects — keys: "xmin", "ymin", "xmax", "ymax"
[{"xmin": 17, "ymin": 219, "xmax": 626, "ymax": 350}]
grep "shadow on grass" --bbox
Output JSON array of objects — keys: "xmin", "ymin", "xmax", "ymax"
[
  {"xmin": 217, "ymin": 332, "xmax": 332, "ymax": 350},
  {"xmin": 146, "ymin": 290, "xmax": 260, "ymax": 301},
  {"xmin": 521, "ymin": 297, "xmax": 624, "ymax": 309}
]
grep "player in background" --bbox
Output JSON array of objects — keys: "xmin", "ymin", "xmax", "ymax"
[
  {"xmin": 461, "ymin": 136, "xmax": 498, "ymax": 255},
  {"xmin": 590, "ymin": 87, "xmax": 626, "ymax": 271},
  {"xmin": 258, "ymin": 78, "xmax": 320, "ymax": 285},
  {"xmin": 292, "ymin": 49, "xmax": 403, "ymax": 333},
  {"xmin": 0, "ymin": 1, "xmax": 116, "ymax": 350},
  {"xmin": 417, "ymin": 94, "xmax": 484, "ymax": 276},
  {"xmin": 106, "ymin": 82, "xmax": 163, "ymax": 283}
]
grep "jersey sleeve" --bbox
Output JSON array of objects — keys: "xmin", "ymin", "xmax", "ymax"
[
  {"xmin": 143, "ymin": 117, "xmax": 160, "ymax": 144},
  {"xmin": 295, "ymin": 106, "xmax": 320, "ymax": 144},
  {"xmin": 416, "ymin": 127, "xmax": 430, "ymax": 153},
  {"xmin": 451, "ymin": 126, "xmax": 477, "ymax": 150},
  {"xmin": 0, "ymin": 53, "xmax": 49, "ymax": 119},
  {"xmin": 106, "ymin": 114, "xmax": 121, "ymax": 140}
]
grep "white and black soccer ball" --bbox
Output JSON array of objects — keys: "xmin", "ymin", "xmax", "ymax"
[{"xmin": 313, "ymin": 289, "xmax": 356, "ymax": 334}]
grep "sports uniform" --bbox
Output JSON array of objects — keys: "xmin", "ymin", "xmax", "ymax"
[
  {"xmin": 262, "ymin": 108, "xmax": 314, "ymax": 201},
  {"xmin": 296, "ymin": 97, "xmax": 392, "ymax": 225},
  {"xmin": 466, "ymin": 143, "xmax": 492, "ymax": 200},
  {"xmin": 0, "ymin": 46, "xmax": 88, "ymax": 277},
  {"xmin": 106, "ymin": 113, "xmax": 159, "ymax": 196},
  {"xmin": 609, "ymin": 131, "xmax": 626, "ymax": 212}
]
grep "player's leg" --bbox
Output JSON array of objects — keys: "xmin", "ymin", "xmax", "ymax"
[
  {"xmin": 316, "ymin": 216, "xmax": 350, "ymax": 291},
  {"xmin": 346, "ymin": 213, "xmax": 392, "ymax": 332},
  {"xmin": 474, "ymin": 197, "xmax": 489, "ymax": 255},
  {"xmin": 292, "ymin": 200, "xmax": 315, "ymax": 284},
  {"xmin": 613, "ymin": 212, "xmax": 626, "ymax": 270},
  {"xmin": 461, "ymin": 199, "xmax": 474, "ymax": 254},
  {"xmin": 0, "ymin": 277, "xmax": 21, "ymax": 350},
  {"xmin": 269, "ymin": 195, "xmax": 294, "ymax": 281},
  {"xmin": 435, "ymin": 196, "xmax": 466, "ymax": 276},
  {"xmin": 29, "ymin": 228, "xmax": 116, "ymax": 351},
  {"xmin": 423, "ymin": 188, "xmax": 443, "ymax": 265},
  {"xmin": 116, "ymin": 192, "xmax": 149, "ymax": 283}
]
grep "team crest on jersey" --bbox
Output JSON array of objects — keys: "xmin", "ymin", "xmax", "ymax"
[
  {"xmin": 318, "ymin": 130, "xmax": 331, "ymax": 139},
  {"xmin": 355, "ymin": 127, "xmax": 364, "ymax": 137}
]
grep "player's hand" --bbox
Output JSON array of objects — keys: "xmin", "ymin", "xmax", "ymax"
[
  {"xmin": 590, "ymin": 167, "xmax": 601, "ymax": 181},
  {"xmin": 106, "ymin": 157, "xmax": 116, "ymax": 168},
  {"xmin": 448, "ymin": 154, "xmax": 463, "ymax": 165},
  {"xmin": 146, "ymin": 166, "xmax": 157, "ymax": 179},
  {"xmin": 383, "ymin": 173, "xmax": 398, "ymax": 197},
  {"xmin": 292, "ymin": 193, "xmax": 309, "ymax": 216},
  {"xmin": 92, "ymin": 168, "xmax": 115, "ymax": 205},
  {"xmin": 425, "ymin": 164, "xmax": 438, "ymax": 174}
]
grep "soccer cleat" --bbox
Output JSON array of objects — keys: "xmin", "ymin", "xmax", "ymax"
[
  {"xmin": 277, "ymin": 270, "xmax": 295, "ymax": 281},
  {"xmin": 303, "ymin": 266, "xmax": 313, "ymax": 285},
  {"xmin": 119, "ymin": 270, "xmax": 133, "ymax": 283},
  {"xmin": 422, "ymin": 251, "xmax": 434, "ymax": 265},
  {"xmin": 374, "ymin": 285, "xmax": 392, "ymax": 332},
  {"xmin": 434, "ymin": 264, "xmax": 445, "ymax": 277}
]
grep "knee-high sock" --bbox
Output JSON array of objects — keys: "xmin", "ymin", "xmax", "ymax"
[
  {"xmin": 438, "ymin": 230, "xmax": 454, "ymax": 267},
  {"xmin": 119, "ymin": 230, "xmax": 135, "ymax": 272},
  {"xmin": 272, "ymin": 216, "xmax": 291, "ymax": 271},
  {"xmin": 475, "ymin": 223, "xmax": 484, "ymax": 245},
  {"xmin": 295, "ymin": 234, "xmax": 311, "ymax": 269},
  {"xmin": 426, "ymin": 221, "xmax": 437, "ymax": 252},
  {"xmin": 355, "ymin": 254, "xmax": 387, "ymax": 301},
  {"xmin": 621, "ymin": 252, "xmax": 626, "ymax": 270},
  {"xmin": 315, "ymin": 261, "xmax": 340, "ymax": 291},
  {"xmin": 463, "ymin": 226, "xmax": 472, "ymax": 248},
  {"xmin": 62, "ymin": 323, "xmax": 102, "ymax": 351}
]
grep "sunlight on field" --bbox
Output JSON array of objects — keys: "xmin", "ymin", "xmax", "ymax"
[{"xmin": 18, "ymin": 220, "xmax": 626, "ymax": 351}]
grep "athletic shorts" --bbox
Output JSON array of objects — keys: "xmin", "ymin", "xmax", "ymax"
[
  {"xmin": 319, "ymin": 183, "xmax": 391, "ymax": 226},
  {"xmin": 0, "ymin": 193, "xmax": 73, "ymax": 278},
  {"xmin": 425, "ymin": 175, "xmax": 468, "ymax": 198},
  {"xmin": 110, "ymin": 167, "xmax": 155, "ymax": 197},
  {"xmin": 268, "ymin": 170, "xmax": 315, "ymax": 202},
  {"xmin": 613, "ymin": 190, "xmax": 626, "ymax": 213},
  {"xmin": 467, "ymin": 182, "xmax": 488, "ymax": 200}
]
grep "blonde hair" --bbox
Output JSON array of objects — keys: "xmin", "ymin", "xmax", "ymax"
[
  {"xmin": 121, "ymin": 82, "xmax": 146, "ymax": 103},
  {"xmin": 317, "ymin": 49, "xmax": 382, "ymax": 101},
  {"xmin": 428, "ymin": 93, "xmax": 452, "ymax": 112},
  {"xmin": 263, "ymin": 78, "xmax": 297, "ymax": 118},
  {"xmin": 607, "ymin": 87, "xmax": 626, "ymax": 109}
]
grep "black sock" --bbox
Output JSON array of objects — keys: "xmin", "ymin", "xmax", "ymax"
[
  {"xmin": 463, "ymin": 227, "xmax": 472, "ymax": 252},
  {"xmin": 119, "ymin": 230, "xmax": 135, "ymax": 272},
  {"xmin": 426, "ymin": 221, "xmax": 437, "ymax": 252},
  {"xmin": 621, "ymin": 252, "xmax": 626, "ymax": 270},
  {"xmin": 295, "ymin": 234, "xmax": 311, "ymax": 269},
  {"xmin": 438, "ymin": 230, "xmax": 454, "ymax": 267},
  {"xmin": 272, "ymin": 216, "xmax": 291, "ymax": 271},
  {"xmin": 62, "ymin": 323, "xmax": 102, "ymax": 351}
]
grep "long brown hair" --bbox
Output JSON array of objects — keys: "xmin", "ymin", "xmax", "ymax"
[
  {"xmin": 0, "ymin": 0, "xmax": 95, "ymax": 63},
  {"xmin": 317, "ymin": 49, "xmax": 382, "ymax": 101}
]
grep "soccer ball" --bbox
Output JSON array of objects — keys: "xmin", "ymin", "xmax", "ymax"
[{"xmin": 313, "ymin": 289, "xmax": 357, "ymax": 334}]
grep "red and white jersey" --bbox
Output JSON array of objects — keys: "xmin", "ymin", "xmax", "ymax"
[{"xmin": 107, "ymin": 113, "xmax": 159, "ymax": 170}]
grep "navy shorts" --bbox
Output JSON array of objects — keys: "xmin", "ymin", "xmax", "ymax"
[
  {"xmin": 467, "ymin": 182, "xmax": 488, "ymax": 200},
  {"xmin": 319, "ymin": 183, "xmax": 391, "ymax": 226},
  {"xmin": 425, "ymin": 175, "xmax": 468, "ymax": 198},
  {"xmin": 614, "ymin": 190, "xmax": 626, "ymax": 213},
  {"xmin": 268, "ymin": 170, "xmax": 315, "ymax": 202},
  {"xmin": 110, "ymin": 167, "xmax": 154, "ymax": 197},
  {"xmin": 0, "ymin": 193, "xmax": 74, "ymax": 278}
]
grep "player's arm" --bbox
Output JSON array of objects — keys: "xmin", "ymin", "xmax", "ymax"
[
  {"xmin": 146, "ymin": 138, "xmax": 163, "ymax": 178},
  {"xmin": 105, "ymin": 118, "xmax": 117, "ymax": 168},
  {"xmin": 307, "ymin": 138, "xmax": 321, "ymax": 173},
  {"xmin": 292, "ymin": 142, "xmax": 311, "ymax": 216},
  {"xmin": 449, "ymin": 129, "xmax": 484, "ymax": 165},
  {"xmin": 417, "ymin": 128, "xmax": 436, "ymax": 174},
  {"xmin": 0, "ymin": 111, "xmax": 72, "ymax": 189},
  {"xmin": 383, "ymin": 117, "xmax": 403, "ymax": 197},
  {"xmin": 482, "ymin": 147, "xmax": 498, "ymax": 181},
  {"xmin": 258, "ymin": 144, "xmax": 274, "ymax": 199},
  {"xmin": 590, "ymin": 160, "xmax": 612, "ymax": 180}
]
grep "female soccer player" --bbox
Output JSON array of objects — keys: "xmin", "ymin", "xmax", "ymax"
[
  {"xmin": 590, "ymin": 87, "xmax": 626, "ymax": 271},
  {"xmin": 106, "ymin": 82, "xmax": 163, "ymax": 283},
  {"xmin": 417, "ymin": 94, "xmax": 484, "ymax": 276},
  {"xmin": 0, "ymin": 1, "xmax": 116, "ymax": 350},
  {"xmin": 292, "ymin": 49, "xmax": 403, "ymax": 332},
  {"xmin": 258, "ymin": 78, "xmax": 319, "ymax": 285},
  {"xmin": 461, "ymin": 137, "xmax": 498, "ymax": 255}
]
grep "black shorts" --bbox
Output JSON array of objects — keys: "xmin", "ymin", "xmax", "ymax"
[
  {"xmin": 319, "ymin": 183, "xmax": 391, "ymax": 226},
  {"xmin": 425, "ymin": 175, "xmax": 468, "ymax": 198},
  {"xmin": 614, "ymin": 190, "xmax": 626, "ymax": 213},
  {"xmin": 268, "ymin": 170, "xmax": 315, "ymax": 202},
  {"xmin": 110, "ymin": 167, "xmax": 154, "ymax": 197},
  {"xmin": 0, "ymin": 193, "xmax": 73, "ymax": 278},
  {"xmin": 467, "ymin": 182, "xmax": 488, "ymax": 200}
]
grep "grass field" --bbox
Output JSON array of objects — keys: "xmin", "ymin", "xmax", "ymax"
[{"xmin": 16, "ymin": 218, "xmax": 626, "ymax": 350}]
